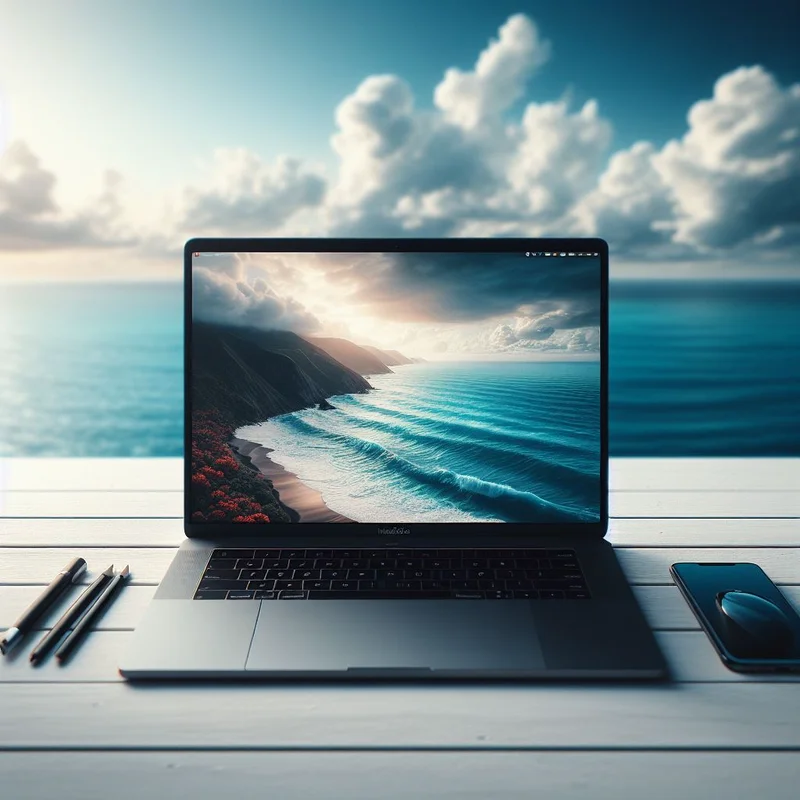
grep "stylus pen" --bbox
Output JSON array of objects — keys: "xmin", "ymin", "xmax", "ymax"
[
  {"xmin": 0, "ymin": 557, "xmax": 87, "ymax": 656},
  {"xmin": 55, "ymin": 566, "xmax": 130, "ymax": 663},
  {"xmin": 29, "ymin": 565, "xmax": 115, "ymax": 665}
]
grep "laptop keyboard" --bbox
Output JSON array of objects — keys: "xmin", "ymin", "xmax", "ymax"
[{"xmin": 192, "ymin": 548, "xmax": 590, "ymax": 600}]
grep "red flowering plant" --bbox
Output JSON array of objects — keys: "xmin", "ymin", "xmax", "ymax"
[{"xmin": 190, "ymin": 410, "xmax": 291, "ymax": 523}]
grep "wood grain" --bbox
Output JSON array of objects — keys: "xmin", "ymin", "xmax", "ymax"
[
  {"xmin": 1, "ymin": 455, "xmax": 798, "ymax": 781},
  {"xmin": 2, "ymin": 628, "xmax": 800, "ymax": 686},
  {"xmin": 2, "ymin": 682, "xmax": 800, "ymax": 748},
  {"xmin": 0, "ymin": 518, "xmax": 184, "ymax": 547},
  {"xmin": 0, "ymin": 752, "xmax": 798, "ymax": 800},
  {"xmin": 0, "ymin": 458, "xmax": 182, "ymax": 492},
  {"xmin": 0, "ymin": 585, "xmax": 156, "ymax": 630}
]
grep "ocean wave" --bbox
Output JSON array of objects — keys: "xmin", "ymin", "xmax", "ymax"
[
  {"xmin": 329, "ymin": 405, "xmax": 599, "ymax": 488},
  {"xmin": 345, "ymin": 436, "xmax": 596, "ymax": 522},
  {"xmin": 273, "ymin": 414, "xmax": 596, "ymax": 522},
  {"xmin": 331, "ymin": 398, "xmax": 597, "ymax": 464}
]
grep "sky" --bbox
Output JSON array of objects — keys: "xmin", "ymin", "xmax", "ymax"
[
  {"xmin": 0, "ymin": 0, "xmax": 798, "ymax": 280},
  {"xmin": 193, "ymin": 251, "xmax": 601, "ymax": 359}
]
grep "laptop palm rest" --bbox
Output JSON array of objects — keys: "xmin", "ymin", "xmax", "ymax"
[{"xmin": 246, "ymin": 600, "xmax": 546, "ymax": 674}]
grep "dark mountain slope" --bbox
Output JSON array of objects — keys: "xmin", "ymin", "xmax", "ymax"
[
  {"xmin": 192, "ymin": 322, "xmax": 372, "ymax": 426},
  {"xmin": 361, "ymin": 345, "xmax": 413, "ymax": 366},
  {"xmin": 384, "ymin": 348, "xmax": 413, "ymax": 365},
  {"xmin": 307, "ymin": 337, "xmax": 392, "ymax": 375}
]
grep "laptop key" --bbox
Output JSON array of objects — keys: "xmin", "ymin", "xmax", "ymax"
[
  {"xmin": 203, "ymin": 569, "xmax": 239, "ymax": 581},
  {"xmin": 453, "ymin": 592, "xmax": 485, "ymax": 599},
  {"xmin": 213, "ymin": 549, "xmax": 254, "ymax": 560},
  {"xmin": 275, "ymin": 580, "xmax": 302, "ymax": 590},
  {"xmin": 278, "ymin": 590, "xmax": 307, "ymax": 599},
  {"xmin": 254, "ymin": 549, "xmax": 281, "ymax": 559},
  {"xmin": 194, "ymin": 590, "xmax": 227, "ymax": 600},
  {"xmin": 541, "ymin": 590, "xmax": 565, "ymax": 600},
  {"xmin": 236, "ymin": 558, "xmax": 264, "ymax": 570},
  {"xmin": 321, "ymin": 569, "xmax": 346, "ymax": 580},
  {"xmin": 254, "ymin": 590, "xmax": 277, "ymax": 599},
  {"xmin": 294, "ymin": 569, "xmax": 321, "ymax": 580},
  {"xmin": 304, "ymin": 579, "xmax": 331, "ymax": 590},
  {"xmin": 207, "ymin": 558, "xmax": 237, "ymax": 570},
  {"xmin": 247, "ymin": 580, "xmax": 276, "ymax": 591},
  {"xmin": 227, "ymin": 590, "xmax": 255, "ymax": 599},
  {"xmin": 566, "ymin": 591, "xmax": 591, "ymax": 599},
  {"xmin": 198, "ymin": 580, "xmax": 246, "ymax": 592},
  {"xmin": 513, "ymin": 590, "xmax": 539, "ymax": 599}
]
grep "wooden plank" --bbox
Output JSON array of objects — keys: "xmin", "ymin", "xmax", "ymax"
[
  {"xmin": 0, "ymin": 518, "xmax": 184, "ymax": 548},
  {"xmin": 0, "ymin": 492, "xmax": 183, "ymax": 518},
  {"xmin": 0, "ymin": 585, "xmax": 156, "ymax": 631},
  {"xmin": 1, "ymin": 488, "xmax": 798, "ymax": 520},
  {"xmin": 2, "ymin": 585, "xmax": 798, "ymax": 636},
  {"xmin": 4, "ymin": 457, "xmax": 798, "ymax": 493},
  {"xmin": 616, "ymin": 547, "xmax": 800, "ymax": 585},
  {"xmin": 611, "ymin": 491, "xmax": 800, "ymax": 518},
  {"xmin": 608, "ymin": 518, "xmax": 800, "ymax": 547},
  {"xmin": 0, "ymin": 549, "xmax": 175, "ymax": 585},
  {"xmin": 0, "ymin": 631, "xmax": 128, "ymax": 682},
  {"xmin": 2, "ymin": 546, "xmax": 798, "ymax": 587},
  {"xmin": 2, "ymin": 682, "xmax": 800, "ymax": 748},
  {"xmin": 1, "ymin": 517, "xmax": 796, "ymax": 549},
  {"xmin": 0, "ymin": 458, "xmax": 182, "ymax": 492},
  {"xmin": 2, "ymin": 628, "xmax": 800, "ymax": 686},
  {"xmin": 610, "ymin": 458, "xmax": 800, "ymax": 492},
  {"xmin": 0, "ymin": 752, "xmax": 798, "ymax": 799}
]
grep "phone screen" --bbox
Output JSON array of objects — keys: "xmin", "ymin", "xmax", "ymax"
[{"xmin": 671, "ymin": 562, "xmax": 800, "ymax": 667}]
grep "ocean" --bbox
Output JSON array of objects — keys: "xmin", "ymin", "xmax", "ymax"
[
  {"xmin": 0, "ymin": 280, "xmax": 798, "ymax": 458},
  {"xmin": 237, "ymin": 361, "xmax": 601, "ymax": 524}
]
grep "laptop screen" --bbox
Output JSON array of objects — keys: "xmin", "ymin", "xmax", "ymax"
[{"xmin": 189, "ymin": 248, "xmax": 602, "ymax": 527}]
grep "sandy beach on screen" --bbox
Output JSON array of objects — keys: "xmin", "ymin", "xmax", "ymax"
[{"xmin": 230, "ymin": 437, "xmax": 354, "ymax": 523}]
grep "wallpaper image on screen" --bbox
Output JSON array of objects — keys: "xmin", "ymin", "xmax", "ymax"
[{"xmin": 190, "ymin": 252, "xmax": 601, "ymax": 525}]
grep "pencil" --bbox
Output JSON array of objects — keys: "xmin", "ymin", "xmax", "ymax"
[
  {"xmin": 55, "ymin": 566, "xmax": 130, "ymax": 663},
  {"xmin": 30, "ymin": 565, "xmax": 115, "ymax": 664}
]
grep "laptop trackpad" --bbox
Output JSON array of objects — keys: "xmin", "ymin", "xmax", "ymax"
[{"xmin": 246, "ymin": 600, "xmax": 545, "ymax": 674}]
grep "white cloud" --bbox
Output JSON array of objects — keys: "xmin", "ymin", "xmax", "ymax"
[
  {"xmin": 653, "ymin": 66, "xmax": 800, "ymax": 250},
  {"xmin": 0, "ymin": 141, "xmax": 133, "ymax": 251},
  {"xmin": 180, "ymin": 148, "xmax": 326, "ymax": 234},
  {"xmin": 506, "ymin": 98, "xmax": 612, "ymax": 223},
  {"xmin": 434, "ymin": 14, "xmax": 550, "ymax": 130},
  {"xmin": 2, "ymin": 14, "xmax": 799, "ymax": 273},
  {"xmin": 573, "ymin": 66, "xmax": 800, "ymax": 258},
  {"xmin": 570, "ymin": 141, "xmax": 676, "ymax": 250},
  {"xmin": 192, "ymin": 258, "xmax": 321, "ymax": 333}
]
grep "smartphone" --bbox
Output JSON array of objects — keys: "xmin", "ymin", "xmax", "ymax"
[{"xmin": 671, "ymin": 562, "xmax": 800, "ymax": 673}]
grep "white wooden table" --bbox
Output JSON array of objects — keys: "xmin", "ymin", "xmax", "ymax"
[{"xmin": 0, "ymin": 458, "xmax": 798, "ymax": 800}]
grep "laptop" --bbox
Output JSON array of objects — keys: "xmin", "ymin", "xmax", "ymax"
[{"xmin": 120, "ymin": 237, "xmax": 667, "ymax": 680}]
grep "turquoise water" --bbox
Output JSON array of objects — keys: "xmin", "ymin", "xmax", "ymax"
[
  {"xmin": 0, "ymin": 283, "xmax": 183, "ymax": 457},
  {"xmin": 238, "ymin": 361, "xmax": 601, "ymax": 524},
  {"xmin": 0, "ymin": 280, "xmax": 798, "ymax": 457}
]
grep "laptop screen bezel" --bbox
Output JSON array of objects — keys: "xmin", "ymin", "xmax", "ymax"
[{"xmin": 184, "ymin": 237, "xmax": 609, "ymax": 542}]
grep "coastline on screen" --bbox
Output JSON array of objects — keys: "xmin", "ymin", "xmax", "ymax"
[{"xmin": 190, "ymin": 251, "xmax": 601, "ymax": 525}]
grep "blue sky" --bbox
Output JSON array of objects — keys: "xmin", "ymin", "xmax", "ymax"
[{"xmin": 0, "ymin": 0, "xmax": 798, "ymax": 279}]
